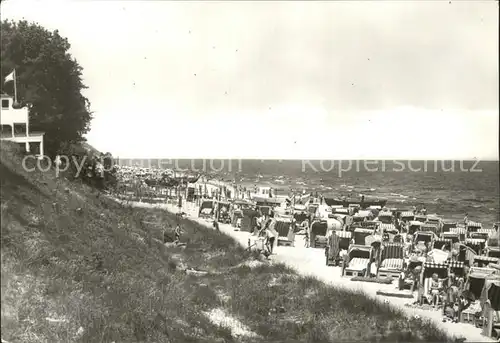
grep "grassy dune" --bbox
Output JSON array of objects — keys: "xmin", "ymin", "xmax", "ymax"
[{"xmin": 0, "ymin": 142, "xmax": 461, "ymax": 343}]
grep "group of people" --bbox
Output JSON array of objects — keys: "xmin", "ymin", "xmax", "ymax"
[
  {"xmin": 252, "ymin": 214, "xmax": 278, "ymax": 256},
  {"xmin": 401, "ymin": 262, "xmax": 475, "ymax": 320}
]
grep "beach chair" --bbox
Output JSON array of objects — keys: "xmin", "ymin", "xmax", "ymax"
[
  {"xmin": 274, "ymin": 218, "xmax": 295, "ymax": 247},
  {"xmin": 445, "ymin": 260, "xmax": 466, "ymax": 277},
  {"xmin": 470, "ymin": 231, "xmax": 490, "ymax": 242},
  {"xmin": 442, "ymin": 232, "xmax": 460, "ymax": 244},
  {"xmin": 400, "ymin": 211, "xmax": 415, "ymax": 223},
  {"xmin": 462, "ymin": 267, "xmax": 499, "ymax": 326},
  {"xmin": 433, "ymin": 238, "xmax": 452, "ymax": 250},
  {"xmin": 241, "ymin": 208, "xmax": 260, "ymax": 233},
  {"xmin": 353, "ymin": 228, "xmax": 375, "ymax": 246},
  {"xmin": 487, "ymin": 247, "xmax": 500, "ymax": 259},
  {"xmin": 403, "ymin": 258, "xmax": 424, "ymax": 291},
  {"xmin": 467, "ymin": 221, "xmax": 483, "ymax": 233},
  {"xmin": 455, "ymin": 243, "xmax": 477, "ymax": 266},
  {"xmin": 231, "ymin": 210, "xmax": 243, "ymax": 229},
  {"xmin": 465, "ymin": 238, "xmax": 486, "ymax": 255},
  {"xmin": 198, "ymin": 199, "xmax": 214, "ymax": 219},
  {"xmin": 342, "ymin": 244, "xmax": 373, "ymax": 277},
  {"xmin": 359, "ymin": 220, "xmax": 378, "ymax": 230},
  {"xmin": 309, "ymin": 220, "xmax": 329, "ymax": 249},
  {"xmin": 478, "ymin": 228, "xmax": 496, "ymax": 237},
  {"xmin": 421, "ymin": 223, "xmax": 441, "ymax": 236},
  {"xmin": 325, "ymin": 230, "xmax": 351, "ymax": 266},
  {"xmin": 379, "ymin": 223, "xmax": 398, "ymax": 241},
  {"xmin": 377, "ymin": 211, "xmax": 393, "ymax": 224},
  {"xmin": 377, "ymin": 242, "xmax": 405, "ymax": 279},
  {"xmin": 393, "ymin": 234, "xmax": 403, "ymax": 243},
  {"xmin": 479, "ymin": 278, "xmax": 500, "ymax": 338},
  {"xmin": 426, "ymin": 216, "xmax": 443, "ymax": 230},
  {"xmin": 412, "ymin": 231, "xmax": 436, "ymax": 251},
  {"xmin": 419, "ymin": 262, "xmax": 449, "ymax": 305},
  {"xmin": 414, "ymin": 214, "xmax": 427, "ymax": 223},
  {"xmin": 450, "ymin": 227, "xmax": 468, "ymax": 242},
  {"xmin": 442, "ymin": 221, "xmax": 457, "ymax": 233},
  {"xmin": 461, "ymin": 302, "xmax": 482, "ymax": 325},
  {"xmin": 408, "ymin": 220, "xmax": 424, "ymax": 235},
  {"xmin": 473, "ymin": 255, "xmax": 500, "ymax": 268}
]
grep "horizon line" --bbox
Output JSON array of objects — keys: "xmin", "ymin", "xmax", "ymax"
[{"xmin": 111, "ymin": 157, "xmax": 500, "ymax": 162}]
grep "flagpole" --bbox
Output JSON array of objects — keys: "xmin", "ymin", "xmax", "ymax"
[{"xmin": 13, "ymin": 69, "xmax": 17, "ymax": 104}]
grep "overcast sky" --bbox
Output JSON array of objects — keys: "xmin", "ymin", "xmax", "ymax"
[{"xmin": 2, "ymin": 0, "xmax": 498, "ymax": 159}]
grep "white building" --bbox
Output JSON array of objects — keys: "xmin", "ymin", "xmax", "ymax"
[{"xmin": 1, "ymin": 94, "xmax": 44, "ymax": 157}]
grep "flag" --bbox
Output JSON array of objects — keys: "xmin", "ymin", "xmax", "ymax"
[{"xmin": 4, "ymin": 70, "xmax": 14, "ymax": 83}]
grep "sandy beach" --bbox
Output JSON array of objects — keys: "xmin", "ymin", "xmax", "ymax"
[{"xmin": 122, "ymin": 199, "xmax": 494, "ymax": 343}]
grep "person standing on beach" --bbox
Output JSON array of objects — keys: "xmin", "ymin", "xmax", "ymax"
[
  {"xmin": 178, "ymin": 195, "xmax": 183, "ymax": 213},
  {"xmin": 304, "ymin": 227, "xmax": 310, "ymax": 248},
  {"xmin": 464, "ymin": 213, "xmax": 469, "ymax": 226},
  {"xmin": 174, "ymin": 224, "xmax": 183, "ymax": 243},
  {"xmin": 265, "ymin": 220, "xmax": 277, "ymax": 254}
]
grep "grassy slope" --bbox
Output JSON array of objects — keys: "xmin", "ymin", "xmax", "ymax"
[{"xmin": 0, "ymin": 142, "xmax": 460, "ymax": 343}]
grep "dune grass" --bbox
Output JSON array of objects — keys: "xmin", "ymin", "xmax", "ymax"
[{"xmin": 0, "ymin": 142, "xmax": 463, "ymax": 343}]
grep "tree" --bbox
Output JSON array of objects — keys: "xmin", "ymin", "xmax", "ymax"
[{"xmin": 1, "ymin": 20, "xmax": 92, "ymax": 157}]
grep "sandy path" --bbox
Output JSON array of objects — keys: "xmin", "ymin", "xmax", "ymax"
[{"xmin": 124, "ymin": 200, "xmax": 493, "ymax": 342}]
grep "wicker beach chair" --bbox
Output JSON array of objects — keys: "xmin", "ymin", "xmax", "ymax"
[
  {"xmin": 445, "ymin": 260, "xmax": 466, "ymax": 278},
  {"xmin": 450, "ymin": 227, "xmax": 468, "ymax": 242},
  {"xmin": 377, "ymin": 242, "xmax": 405, "ymax": 279},
  {"xmin": 325, "ymin": 230, "xmax": 351, "ymax": 266},
  {"xmin": 442, "ymin": 221, "xmax": 457, "ymax": 232},
  {"xmin": 353, "ymin": 228, "xmax": 375, "ymax": 246},
  {"xmin": 467, "ymin": 221, "xmax": 483, "ymax": 233},
  {"xmin": 379, "ymin": 223, "xmax": 398, "ymax": 241},
  {"xmin": 473, "ymin": 255, "xmax": 500, "ymax": 268},
  {"xmin": 465, "ymin": 238, "xmax": 486, "ymax": 255},
  {"xmin": 419, "ymin": 262, "xmax": 449, "ymax": 305},
  {"xmin": 487, "ymin": 247, "xmax": 500, "ymax": 259},
  {"xmin": 480, "ymin": 279, "xmax": 500, "ymax": 338},
  {"xmin": 400, "ymin": 211, "xmax": 415, "ymax": 223},
  {"xmin": 477, "ymin": 228, "xmax": 497, "ymax": 237},
  {"xmin": 274, "ymin": 219, "xmax": 294, "ymax": 247},
  {"xmin": 470, "ymin": 232, "xmax": 490, "ymax": 242},
  {"xmin": 309, "ymin": 220, "xmax": 330, "ymax": 248},
  {"xmin": 342, "ymin": 244, "xmax": 373, "ymax": 277},
  {"xmin": 433, "ymin": 238, "xmax": 452, "ymax": 250},
  {"xmin": 442, "ymin": 232, "xmax": 460, "ymax": 244}
]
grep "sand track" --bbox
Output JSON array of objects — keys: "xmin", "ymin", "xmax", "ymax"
[{"xmin": 122, "ymin": 200, "xmax": 494, "ymax": 342}]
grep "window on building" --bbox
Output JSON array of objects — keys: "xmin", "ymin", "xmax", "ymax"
[
  {"xmin": 1, "ymin": 124, "xmax": 13, "ymax": 136},
  {"xmin": 2, "ymin": 99, "xmax": 9, "ymax": 109},
  {"xmin": 14, "ymin": 123, "xmax": 27, "ymax": 135}
]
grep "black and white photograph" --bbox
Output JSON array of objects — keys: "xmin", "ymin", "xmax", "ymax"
[{"xmin": 0, "ymin": 0, "xmax": 499, "ymax": 342}]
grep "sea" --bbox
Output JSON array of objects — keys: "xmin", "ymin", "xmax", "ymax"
[{"xmin": 117, "ymin": 158, "xmax": 499, "ymax": 227}]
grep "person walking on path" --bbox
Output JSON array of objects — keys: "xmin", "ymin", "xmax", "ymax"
[
  {"xmin": 213, "ymin": 220, "xmax": 220, "ymax": 232},
  {"xmin": 304, "ymin": 228, "xmax": 310, "ymax": 248},
  {"xmin": 265, "ymin": 219, "xmax": 277, "ymax": 255}
]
